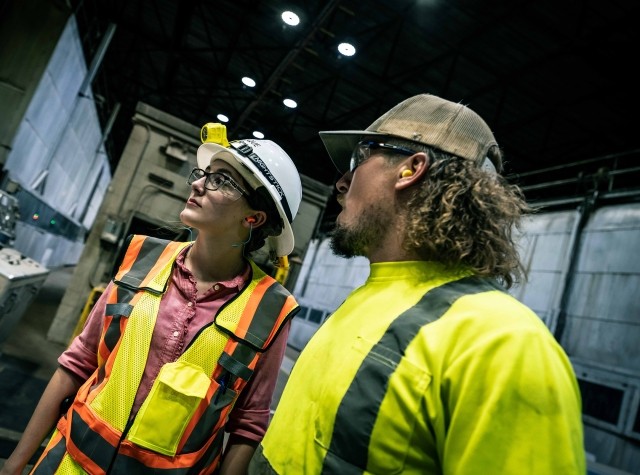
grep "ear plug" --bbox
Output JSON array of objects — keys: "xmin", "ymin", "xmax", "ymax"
[{"xmin": 401, "ymin": 169, "xmax": 414, "ymax": 178}]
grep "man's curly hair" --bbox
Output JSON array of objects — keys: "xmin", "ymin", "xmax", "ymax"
[{"xmin": 387, "ymin": 139, "xmax": 531, "ymax": 288}]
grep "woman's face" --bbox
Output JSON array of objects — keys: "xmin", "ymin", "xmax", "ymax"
[{"xmin": 180, "ymin": 159, "xmax": 256, "ymax": 239}]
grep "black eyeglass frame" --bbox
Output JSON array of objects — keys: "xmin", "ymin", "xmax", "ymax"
[
  {"xmin": 187, "ymin": 167, "xmax": 249, "ymax": 200},
  {"xmin": 349, "ymin": 140, "xmax": 417, "ymax": 172}
]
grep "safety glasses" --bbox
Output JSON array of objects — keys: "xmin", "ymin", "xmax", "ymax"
[
  {"xmin": 349, "ymin": 140, "xmax": 416, "ymax": 172},
  {"xmin": 187, "ymin": 168, "xmax": 249, "ymax": 201}
]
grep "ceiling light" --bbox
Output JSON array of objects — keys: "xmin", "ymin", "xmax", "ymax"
[
  {"xmin": 216, "ymin": 113, "xmax": 229, "ymax": 123},
  {"xmin": 338, "ymin": 42, "xmax": 356, "ymax": 57},
  {"xmin": 242, "ymin": 76, "xmax": 256, "ymax": 88},
  {"xmin": 281, "ymin": 11, "xmax": 300, "ymax": 26},
  {"xmin": 253, "ymin": 131, "xmax": 265, "ymax": 139},
  {"xmin": 283, "ymin": 98, "xmax": 297, "ymax": 109}
]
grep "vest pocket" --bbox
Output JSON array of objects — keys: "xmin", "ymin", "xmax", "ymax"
[{"xmin": 127, "ymin": 361, "xmax": 211, "ymax": 456}]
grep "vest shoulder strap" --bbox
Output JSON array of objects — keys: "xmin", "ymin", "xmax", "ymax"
[
  {"xmin": 114, "ymin": 234, "xmax": 190, "ymax": 295},
  {"xmin": 214, "ymin": 260, "xmax": 299, "ymax": 353}
]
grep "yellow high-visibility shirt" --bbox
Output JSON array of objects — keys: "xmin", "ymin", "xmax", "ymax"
[{"xmin": 253, "ymin": 261, "xmax": 585, "ymax": 474}]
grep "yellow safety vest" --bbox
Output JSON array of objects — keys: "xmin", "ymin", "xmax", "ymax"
[{"xmin": 32, "ymin": 235, "xmax": 298, "ymax": 475}]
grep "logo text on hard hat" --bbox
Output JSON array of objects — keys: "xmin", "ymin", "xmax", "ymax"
[
  {"xmin": 230, "ymin": 140, "xmax": 293, "ymax": 223},
  {"xmin": 232, "ymin": 141, "xmax": 284, "ymax": 201}
]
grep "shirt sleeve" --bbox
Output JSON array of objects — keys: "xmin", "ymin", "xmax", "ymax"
[
  {"xmin": 225, "ymin": 319, "xmax": 292, "ymax": 442},
  {"xmin": 441, "ymin": 324, "xmax": 585, "ymax": 474},
  {"xmin": 58, "ymin": 281, "xmax": 114, "ymax": 381}
]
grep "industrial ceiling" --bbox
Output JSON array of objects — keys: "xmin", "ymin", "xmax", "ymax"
[{"xmin": 71, "ymin": 0, "xmax": 640, "ymax": 223}]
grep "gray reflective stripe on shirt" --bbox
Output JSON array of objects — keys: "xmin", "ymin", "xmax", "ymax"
[{"xmin": 321, "ymin": 276, "xmax": 502, "ymax": 474}]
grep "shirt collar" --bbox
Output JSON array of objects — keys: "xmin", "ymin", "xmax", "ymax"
[{"xmin": 176, "ymin": 245, "xmax": 250, "ymax": 290}]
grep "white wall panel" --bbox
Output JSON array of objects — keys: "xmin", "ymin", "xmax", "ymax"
[
  {"xmin": 5, "ymin": 14, "xmax": 111, "ymax": 265},
  {"xmin": 25, "ymin": 73, "xmax": 68, "ymax": 146}
]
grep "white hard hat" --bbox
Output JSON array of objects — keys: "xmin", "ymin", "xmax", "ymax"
[{"xmin": 196, "ymin": 139, "xmax": 302, "ymax": 257}]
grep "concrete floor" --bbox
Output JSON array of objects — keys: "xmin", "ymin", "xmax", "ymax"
[{"xmin": 0, "ymin": 265, "xmax": 298, "ymax": 472}]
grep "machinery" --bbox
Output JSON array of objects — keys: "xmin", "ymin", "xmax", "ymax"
[
  {"xmin": 0, "ymin": 188, "xmax": 20, "ymax": 245},
  {"xmin": 0, "ymin": 189, "xmax": 50, "ymax": 348}
]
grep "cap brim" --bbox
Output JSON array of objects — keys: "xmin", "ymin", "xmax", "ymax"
[{"xmin": 319, "ymin": 130, "xmax": 387, "ymax": 174}]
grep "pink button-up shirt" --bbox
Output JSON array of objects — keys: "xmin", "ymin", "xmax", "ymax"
[{"xmin": 59, "ymin": 247, "xmax": 290, "ymax": 441}]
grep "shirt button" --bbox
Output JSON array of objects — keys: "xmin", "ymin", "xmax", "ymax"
[
  {"xmin": 214, "ymin": 284, "xmax": 220, "ymax": 291},
  {"xmin": 187, "ymin": 302, "xmax": 193, "ymax": 307},
  {"xmin": 173, "ymin": 331, "xmax": 180, "ymax": 337}
]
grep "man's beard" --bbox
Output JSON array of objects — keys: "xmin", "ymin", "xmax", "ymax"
[{"xmin": 329, "ymin": 203, "xmax": 392, "ymax": 258}]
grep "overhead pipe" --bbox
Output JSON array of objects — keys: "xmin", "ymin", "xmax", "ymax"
[
  {"xmin": 79, "ymin": 23, "xmax": 117, "ymax": 97},
  {"xmin": 77, "ymin": 102, "xmax": 122, "ymax": 223}
]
